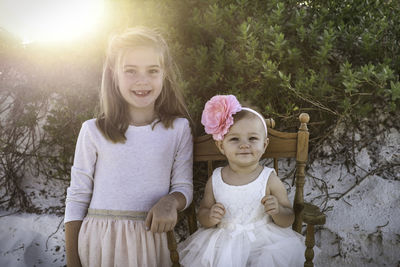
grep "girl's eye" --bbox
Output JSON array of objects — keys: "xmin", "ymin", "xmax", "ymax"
[
  {"xmin": 125, "ymin": 69, "xmax": 136, "ymax": 74},
  {"xmin": 249, "ymin": 137, "xmax": 259, "ymax": 141},
  {"xmin": 149, "ymin": 69, "xmax": 160, "ymax": 74},
  {"xmin": 229, "ymin": 137, "xmax": 239, "ymax": 141}
]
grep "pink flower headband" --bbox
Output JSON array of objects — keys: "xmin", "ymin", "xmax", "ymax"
[{"xmin": 201, "ymin": 95, "xmax": 268, "ymax": 141}]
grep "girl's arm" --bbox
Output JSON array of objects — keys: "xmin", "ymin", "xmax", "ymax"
[
  {"xmin": 168, "ymin": 118, "xmax": 193, "ymax": 209},
  {"xmin": 65, "ymin": 220, "xmax": 82, "ymax": 267},
  {"xmin": 65, "ymin": 121, "xmax": 97, "ymax": 265},
  {"xmin": 197, "ymin": 177, "xmax": 226, "ymax": 228},
  {"xmin": 145, "ymin": 192, "xmax": 186, "ymax": 233},
  {"xmin": 261, "ymin": 172, "xmax": 295, "ymax": 228},
  {"xmin": 145, "ymin": 119, "xmax": 193, "ymax": 233}
]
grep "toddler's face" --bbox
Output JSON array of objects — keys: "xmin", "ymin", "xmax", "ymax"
[
  {"xmin": 217, "ymin": 117, "xmax": 268, "ymax": 168},
  {"xmin": 117, "ymin": 46, "xmax": 164, "ymax": 113}
]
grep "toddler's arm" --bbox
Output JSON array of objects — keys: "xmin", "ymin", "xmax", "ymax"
[
  {"xmin": 261, "ymin": 172, "xmax": 295, "ymax": 228},
  {"xmin": 197, "ymin": 177, "xmax": 226, "ymax": 228}
]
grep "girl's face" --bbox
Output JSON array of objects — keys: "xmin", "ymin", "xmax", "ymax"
[
  {"xmin": 216, "ymin": 117, "xmax": 268, "ymax": 168},
  {"xmin": 117, "ymin": 46, "xmax": 164, "ymax": 113}
]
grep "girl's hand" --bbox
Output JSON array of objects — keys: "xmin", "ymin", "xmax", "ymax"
[
  {"xmin": 145, "ymin": 195, "xmax": 178, "ymax": 233},
  {"xmin": 261, "ymin": 194, "xmax": 280, "ymax": 215},
  {"xmin": 208, "ymin": 203, "xmax": 226, "ymax": 225}
]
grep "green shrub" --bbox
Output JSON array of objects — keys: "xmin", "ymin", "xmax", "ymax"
[{"xmin": 120, "ymin": 0, "xmax": 400, "ymax": 138}]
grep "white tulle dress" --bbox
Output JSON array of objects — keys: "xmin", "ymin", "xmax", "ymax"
[{"xmin": 178, "ymin": 166, "xmax": 306, "ymax": 267}]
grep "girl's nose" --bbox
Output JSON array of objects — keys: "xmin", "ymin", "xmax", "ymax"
[
  {"xmin": 134, "ymin": 73, "xmax": 149, "ymax": 85},
  {"xmin": 239, "ymin": 143, "xmax": 250, "ymax": 149}
]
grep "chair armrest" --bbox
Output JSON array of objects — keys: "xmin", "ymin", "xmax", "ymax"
[{"xmin": 303, "ymin": 202, "xmax": 326, "ymax": 225}]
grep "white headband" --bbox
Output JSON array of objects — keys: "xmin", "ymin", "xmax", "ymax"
[{"xmin": 241, "ymin": 107, "xmax": 268, "ymax": 137}]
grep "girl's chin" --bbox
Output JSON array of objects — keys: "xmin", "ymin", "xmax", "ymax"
[{"xmin": 232, "ymin": 161, "xmax": 260, "ymax": 167}]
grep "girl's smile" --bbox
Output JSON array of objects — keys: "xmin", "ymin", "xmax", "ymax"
[
  {"xmin": 237, "ymin": 152, "xmax": 252, "ymax": 155},
  {"xmin": 133, "ymin": 90, "xmax": 151, "ymax": 96}
]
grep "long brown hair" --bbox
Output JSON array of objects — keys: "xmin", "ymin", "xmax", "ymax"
[{"xmin": 96, "ymin": 27, "xmax": 191, "ymax": 143}]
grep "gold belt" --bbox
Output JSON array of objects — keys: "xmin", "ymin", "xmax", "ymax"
[{"xmin": 87, "ymin": 208, "xmax": 148, "ymax": 220}]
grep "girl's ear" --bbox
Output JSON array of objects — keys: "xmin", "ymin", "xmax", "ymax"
[
  {"xmin": 263, "ymin": 137, "xmax": 269, "ymax": 151},
  {"xmin": 215, "ymin": 140, "xmax": 225, "ymax": 155}
]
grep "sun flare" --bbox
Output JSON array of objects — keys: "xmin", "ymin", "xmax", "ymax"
[{"xmin": 0, "ymin": 0, "xmax": 105, "ymax": 43}]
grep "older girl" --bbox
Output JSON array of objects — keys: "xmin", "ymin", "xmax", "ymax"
[{"xmin": 64, "ymin": 27, "xmax": 193, "ymax": 267}]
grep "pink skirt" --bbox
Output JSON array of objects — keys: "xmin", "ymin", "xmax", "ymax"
[{"xmin": 78, "ymin": 209, "xmax": 171, "ymax": 267}]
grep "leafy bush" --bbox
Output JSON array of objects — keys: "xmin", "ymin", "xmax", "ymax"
[{"xmin": 122, "ymin": 0, "xmax": 400, "ymax": 138}]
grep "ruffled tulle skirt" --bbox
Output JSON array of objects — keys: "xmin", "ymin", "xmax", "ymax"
[
  {"xmin": 78, "ymin": 209, "xmax": 171, "ymax": 267},
  {"xmin": 178, "ymin": 219, "xmax": 306, "ymax": 267}
]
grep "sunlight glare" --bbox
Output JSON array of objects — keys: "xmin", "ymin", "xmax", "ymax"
[{"xmin": 0, "ymin": 0, "xmax": 105, "ymax": 43}]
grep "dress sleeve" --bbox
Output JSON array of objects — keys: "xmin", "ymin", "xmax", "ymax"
[
  {"xmin": 169, "ymin": 119, "xmax": 193, "ymax": 210},
  {"xmin": 64, "ymin": 121, "xmax": 97, "ymax": 223}
]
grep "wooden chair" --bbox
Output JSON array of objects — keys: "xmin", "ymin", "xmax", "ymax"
[{"xmin": 167, "ymin": 113, "xmax": 326, "ymax": 267}]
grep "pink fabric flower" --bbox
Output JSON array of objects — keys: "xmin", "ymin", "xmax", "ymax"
[{"xmin": 201, "ymin": 95, "xmax": 242, "ymax": 140}]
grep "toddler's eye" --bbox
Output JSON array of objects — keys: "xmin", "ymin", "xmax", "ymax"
[
  {"xmin": 229, "ymin": 137, "xmax": 239, "ymax": 142},
  {"xmin": 249, "ymin": 137, "xmax": 259, "ymax": 141}
]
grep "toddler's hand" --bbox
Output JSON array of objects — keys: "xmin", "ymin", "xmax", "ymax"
[
  {"xmin": 261, "ymin": 194, "xmax": 280, "ymax": 215},
  {"xmin": 145, "ymin": 195, "xmax": 178, "ymax": 233},
  {"xmin": 209, "ymin": 203, "xmax": 226, "ymax": 225}
]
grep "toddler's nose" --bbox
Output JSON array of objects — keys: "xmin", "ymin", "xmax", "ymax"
[{"xmin": 239, "ymin": 143, "xmax": 250, "ymax": 149}]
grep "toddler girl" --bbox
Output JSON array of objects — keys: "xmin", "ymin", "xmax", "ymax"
[
  {"xmin": 64, "ymin": 27, "xmax": 193, "ymax": 267},
  {"xmin": 178, "ymin": 95, "xmax": 305, "ymax": 267}
]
